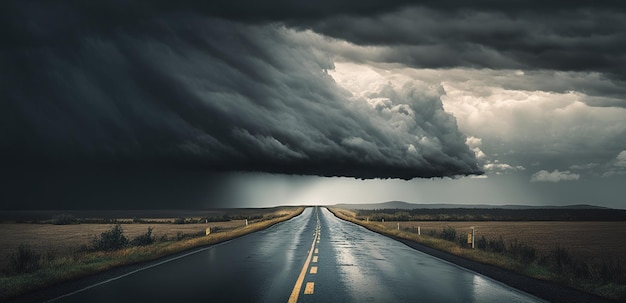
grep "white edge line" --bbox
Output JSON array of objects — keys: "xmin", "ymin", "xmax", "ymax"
[{"xmin": 46, "ymin": 239, "xmax": 234, "ymax": 302}]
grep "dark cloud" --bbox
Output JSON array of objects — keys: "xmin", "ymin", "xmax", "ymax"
[
  {"xmin": 306, "ymin": 7, "xmax": 626, "ymax": 79},
  {"xmin": 3, "ymin": 1, "xmax": 624, "ymax": 81},
  {"xmin": 0, "ymin": 12, "xmax": 480, "ymax": 180}
]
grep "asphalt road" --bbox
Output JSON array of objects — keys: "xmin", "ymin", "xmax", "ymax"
[{"xmin": 47, "ymin": 207, "xmax": 544, "ymax": 303}]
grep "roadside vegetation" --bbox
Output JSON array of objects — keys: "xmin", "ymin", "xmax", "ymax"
[
  {"xmin": 354, "ymin": 207, "xmax": 626, "ymax": 221},
  {"xmin": 0, "ymin": 207, "xmax": 304, "ymax": 301},
  {"xmin": 329, "ymin": 208, "xmax": 626, "ymax": 301}
]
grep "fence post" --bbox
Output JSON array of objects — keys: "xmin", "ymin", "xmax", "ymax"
[
  {"xmin": 472, "ymin": 227, "xmax": 475, "ymax": 249},
  {"xmin": 397, "ymin": 222, "xmax": 400, "ymax": 230},
  {"xmin": 418, "ymin": 226, "xmax": 421, "ymax": 235}
]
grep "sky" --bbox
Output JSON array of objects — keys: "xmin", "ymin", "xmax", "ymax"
[{"xmin": 1, "ymin": 1, "xmax": 625, "ymax": 209}]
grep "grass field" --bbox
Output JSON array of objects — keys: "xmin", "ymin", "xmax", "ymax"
[
  {"xmin": 0, "ymin": 221, "xmax": 246, "ymax": 269},
  {"xmin": 381, "ymin": 221, "xmax": 626, "ymax": 262},
  {"xmin": 329, "ymin": 208, "xmax": 626, "ymax": 301},
  {"xmin": 0, "ymin": 207, "xmax": 304, "ymax": 301}
]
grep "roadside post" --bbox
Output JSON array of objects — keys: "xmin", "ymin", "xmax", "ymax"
[
  {"xmin": 397, "ymin": 222, "xmax": 400, "ymax": 230},
  {"xmin": 472, "ymin": 227, "xmax": 475, "ymax": 248},
  {"xmin": 418, "ymin": 226, "xmax": 420, "ymax": 235},
  {"xmin": 467, "ymin": 227, "xmax": 475, "ymax": 248}
]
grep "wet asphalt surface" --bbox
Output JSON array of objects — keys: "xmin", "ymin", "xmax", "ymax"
[{"xmin": 32, "ymin": 207, "xmax": 550, "ymax": 303}]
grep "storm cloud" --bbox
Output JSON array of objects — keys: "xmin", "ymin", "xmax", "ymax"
[{"xmin": 0, "ymin": 10, "xmax": 480, "ymax": 179}]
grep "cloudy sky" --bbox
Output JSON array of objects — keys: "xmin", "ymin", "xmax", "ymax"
[{"xmin": 1, "ymin": 1, "xmax": 625, "ymax": 209}]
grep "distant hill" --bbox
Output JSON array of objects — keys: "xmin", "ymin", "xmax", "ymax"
[{"xmin": 333, "ymin": 201, "xmax": 609, "ymax": 210}]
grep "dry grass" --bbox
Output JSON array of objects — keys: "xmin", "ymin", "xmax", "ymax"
[
  {"xmin": 0, "ymin": 221, "xmax": 246, "ymax": 269},
  {"xmin": 328, "ymin": 208, "xmax": 626, "ymax": 301},
  {"xmin": 0, "ymin": 207, "xmax": 304, "ymax": 301},
  {"xmin": 381, "ymin": 221, "xmax": 626, "ymax": 262}
]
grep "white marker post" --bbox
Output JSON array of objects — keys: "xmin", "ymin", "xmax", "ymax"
[
  {"xmin": 418, "ymin": 226, "xmax": 421, "ymax": 235},
  {"xmin": 245, "ymin": 219, "xmax": 249, "ymax": 227},
  {"xmin": 397, "ymin": 222, "xmax": 400, "ymax": 230},
  {"xmin": 471, "ymin": 227, "xmax": 475, "ymax": 249}
]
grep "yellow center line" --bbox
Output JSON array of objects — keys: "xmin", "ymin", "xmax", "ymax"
[
  {"xmin": 314, "ymin": 248, "xmax": 318, "ymax": 254},
  {"xmin": 310, "ymin": 266, "xmax": 318, "ymax": 274},
  {"xmin": 287, "ymin": 222, "xmax": 319, "ymax": 303},
  {"xmin": 304, "ymin": 282, "xmax": 315, "ymax": 294},
  {"xmin": 312, "ymin": 256, "xmax": 318, "ymax": 263}
]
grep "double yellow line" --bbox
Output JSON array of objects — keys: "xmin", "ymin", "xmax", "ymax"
[{"xmin": 288, "ymin": 207, "xmax": 320, "ymax": 303}]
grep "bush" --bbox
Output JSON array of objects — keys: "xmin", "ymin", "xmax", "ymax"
[
  {"xmin": 477, "ymin": 235, "xmax": 488, "ymax": 250},
  {"xmin": 458, "ymin": 233, "xmax": 469, "ymax": 247},
  {"xmin": 508, "ymin": 240, "xmax": 537, "ymax": 264},
  {"xmin": 441, "ymin": 226, "xmax": 457, "ymax": 241},
  {"xmin": 6, "ymin": 244, "xmax": 41, "ymax": 275},
  {"xmin": 131, "ymin": 227, "xmax": 155, "ymax": 246},
  {"xmin": 44, "ymin": 248, "xmax": 57, "ymax": 264},
  {"xmin": 52, "ymin": 214, "xmax": 76, "ymax": 225},
  {"xmin": 596, "ymin": 258, "xmax": 626, "ymax": 284},
  {"xmin": 488, "ymin": 236, "xmax": 506, "ymax": 253},
  {"xmin": 91, "ymin": 224, "xmax": 129, "ymax": 251},
  {"xmin": 157, "ymin": 234, "xmax": 169, "ymax": 242},
  {"xmin": 541, "ymin": 246, "xmax": 571, "ymax": 273}
]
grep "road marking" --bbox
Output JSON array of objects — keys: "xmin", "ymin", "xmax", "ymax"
[
  {"xmin": 310, "ymin": 266, "xmax": 318, "ymax": 274},
  {"xmin": 288, "ymin": 221, "xmax": 319, "ymax": 303},
  {"xmin": 46, "ymin": 238, "xmax": 237, "ymax": 302},
  {"xmin": 314, "ymin": 248, "xmax": 318, "ymax": 254},
  {"xmin": 304, "ymin": 282, "xmax": 315, "ymax": 294},
  {"xmin": 312, "ymin": 256, "xmax": 318, "ymax": 263}
]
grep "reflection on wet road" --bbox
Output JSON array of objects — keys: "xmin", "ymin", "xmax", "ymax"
[{"xmin": 51, "ymin": 207, "xmax": 544, "ymax": 303}]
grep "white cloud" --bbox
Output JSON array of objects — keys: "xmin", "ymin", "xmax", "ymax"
[
  {"xmin": 483, "ymin": 161, "xmax": 525, "ymax": 174},
  {"xmin": 329, "ymin": 62, "xmax": 626, "ymax": 177},
  {"xmin": 530, "ymin": 169, "xmax": 580, "ymax": 182},
  {"xmin": 616, "ymin": 150, "xmax": 626, "ymax": 167},
  {"xmin": 601, "ymin": 150, "xmax": 626, "ymax": 177},
  {"xmin": 569, "ymin": 163, "xmax": 599, "ymax": 170},
  {"xmin": 466, "ymin": 136, "xmax": 486, "ymax": 159}
]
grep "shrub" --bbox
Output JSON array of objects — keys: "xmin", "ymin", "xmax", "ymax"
[
  {"xmin": 173, "ymin": 217, "xmax": 186, "ymax": 224},
  {"xmin": 441, "ymin": 226, "xmax": 457, "ymax": 241},
  {"xmin": 596, "ymin": 258, "xmax": 626, "ymax": 284},
  {"xmin": 91, "ymin": 224, "xmax": 129, "ymax": 251},
  {"xmin": 488, "ymin": 236, "xmax": 506, "ymax": 253},
  {"xmin": 131, "ymin": 227, "xmax": 155, "ymax": 246},
  {"xmin": 52, "ymin": 214, "xmax": 76, "ymax": 225},
  {"xmin": 541, "ymin": 246, "xmax": 571, "ymax": 273},
  {"xmin": 44, "ymin": 248, "xmax": 57, "ymax": 264},
  {"xmin": 157, "ymin": 234, "xmax": 169, "ymax": 242},
  {"xmin": 6, "ymin": 244, "xmax": 41, "ymax": 275},
  {"xmin": 477, "ymin": 235, "xmax": 488, "ymax": 250},
  {"xmin": 508, "ymin": 240, "xmax": 536, "ymax": 264},
  {"xmin": 458, "ymin": 233, "xmax": 469, "ymax": 247}
]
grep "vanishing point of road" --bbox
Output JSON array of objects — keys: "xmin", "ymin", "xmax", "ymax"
[{"xmin": 44, "ymin": 207, "xmax": 544, "ymax": 302}]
